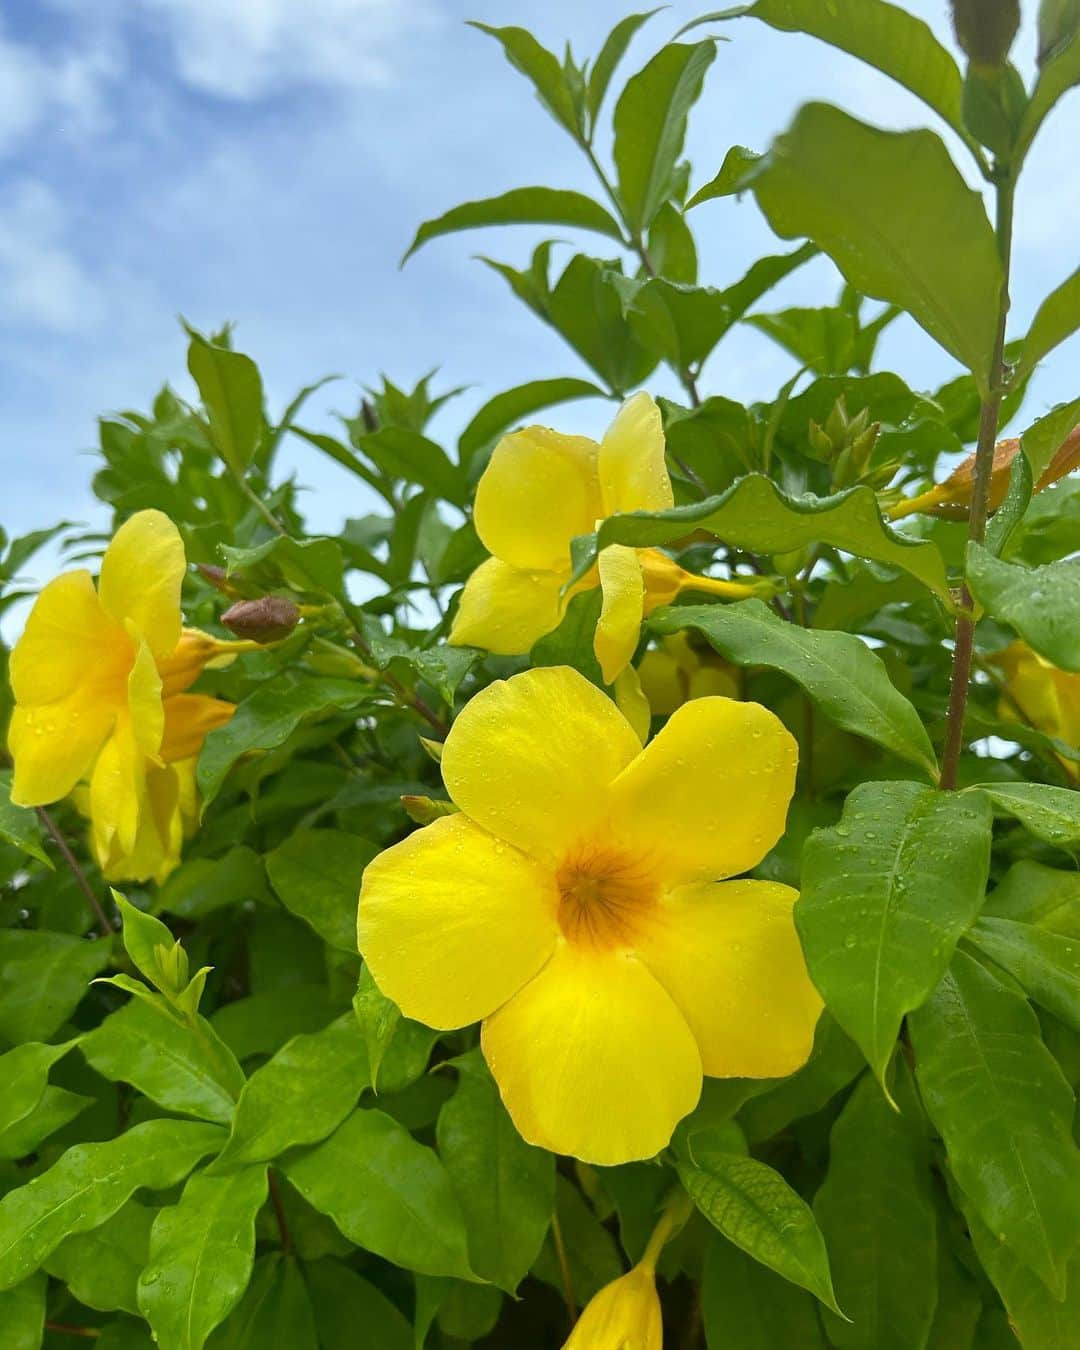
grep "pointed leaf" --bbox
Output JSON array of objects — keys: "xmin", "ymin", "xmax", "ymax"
[
  {"xmin": 403, "ymin": 188, "xmax": 623, "ymax": 263},
  {"xmin": 703, "ymin": 1232, "xmax": 827, "ymax": 1349},
  {"xmin": 468, "ymin": 24, "xmax": 580, "ymax": 134},
  {"xmin": 0, "ymin": 1273, "xmax": 45, "ymax": 1350},
  {"xmin": 0, "ymin": 771, "xmax": 50, "ymax": 866},
  {"xmin": 457, "ymin": 377, "xmax": 605, "ymax": 470},
  {"xmin": 587, "ymin": 10, "xmax": 661, "ymax": 129},
  {"xmin": 185, "ymin": 327, "xmax": 264, "ymax": 476},
  {"xmin": 970, "ymin": 917, "xmax": 1080, "ymax": 1031},
  {"xmin": 0, "ymin": 1039, "xmax": 77, "ymax": 1138},
  {"xmin": 972, "ymin": 781, "xmax": 1080, "ymax": 848},
  {"xmin": 1017, "ymin": 264, "xmax": 1080, "ymax": 378},
  {"xmin": 266, "ymin": 828, "xmax": 378, "ymax": 953},
  {"xmin": 46, "ymin": 1200, "xmax": 154, "ymax": 1315},
  {"xmin": 967, "ymin": 543, "xmax": 1080, "ymax": 671},
  {"xmin": 0, "ymin": 929, "xmax": 111, "ymax": 1043}
]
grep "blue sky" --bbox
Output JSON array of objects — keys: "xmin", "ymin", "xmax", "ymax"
[{"xmin": 0, "ymin": 0, "xmax": 1077, "ymax": 563}]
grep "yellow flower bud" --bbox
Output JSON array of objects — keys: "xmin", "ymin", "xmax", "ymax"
[{"xmin": 562, "ymin": 1265, "xmax": 662, "ymax": 1350}]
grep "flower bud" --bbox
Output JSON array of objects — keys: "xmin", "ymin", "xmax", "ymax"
[
  {"xmin": 197, "ymin": 563, "xmax": 233, "ymax": 593},
  {"xmin": 221, "ymin": 595, "xmax": 300, "ymax": 644},
  {"xmin": 563, "ymin": 1265, "xmax": 662, "ymax": 1349},
  {"xmin": 951, "ymin": 0, "xmax": 1020, "ymax": 68}
]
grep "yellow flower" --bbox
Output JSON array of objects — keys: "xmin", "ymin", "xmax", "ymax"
[
  {"xmin": 993, "ymin": 640, "xmax": 1080, "ymax": 782},
  {"xmin": 449, "ymin": 393, "xmax": 764, "ymax": 683},
  {"xmin": 358, "ymin": 665, "xmax": 821, "ymax": 1165},
  {"xmin": 638, "ymin": 634, "xmax": 741, "ymax": 716},
  {"xmin": 8, "ymin": 509, "xmax": 243, "ymax": 879},
  {"xmin": 563, "ymin": 1265, "xmax": 662, "ymax": 1349}
]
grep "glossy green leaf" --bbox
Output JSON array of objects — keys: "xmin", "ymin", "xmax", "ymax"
[
  {"xmin": 198, "ymin": 676, "xmax": 378, "ymax": 806},
  {"xmin": 702, "ymin": 1231, "xmax": 827, "ymax": 1349},
  {"xmin": 0, "ymin": 1119, "xmax": 225, "ymax": 1290},
  {"xmin": 587, "ymin": 10, "xmax": 661, "ymax": 129},
  {"xmin": 304, "ymin": 1258, "xmax": 412, "ymax": 1350},
  {"xmin": 909, "ymin": 950, "xmax": 1080, "ymax": 1297},
  {"xmin": 46, "ymin": 1199, "xmax": 154, "ymax": 1315},
  {"xmin": 266, "ymin": 828, "xmax": 377, "ymax": 953},
  {"xmin": 468, "ymin": 24, "xmax": 580, "ymax": 135},
  {"xmin": 653, "ymin": 600, "xmax": 938, "ymax": 776},
  {"xmin": 0, "ymin": 770, "xmax": 50, "ymax": 866},
  {"xmin": 678, "ymin": 1145, "xmax": 841, "ymax": 1314},
  {"xmin": 352, "ymin": 967, "xmax": 437, "ymax": 1095},
  {"xmin": 403, "ymin": 189, "xmax": 623, "ymax": 263},
  {"xmin": 687, "ymin": 144, "xmax": 762, "ymax": 209},
  {"xmin": 353, "ymin": 427, "xmax": 464, "ymax": 503},
  {"xmin": 970, "ymin": 917, "xmax": 1080, "ymax": 1030},
  {"xmin": 210, "ymin": 1013, "xmax": 369, "ymax": 1171},
  {"xmin": 97, "ymin": 1321, "xmax": 155, "ymax": 1350},
  {"xmin": 210, "ymin": 986, "xmax": 339, "ymax": 1063},
  {"xmin": 967, "ymin": 544, "xmax": 1080, "ymax": 672},
  {"xmin": 139, "ymin": 1165, "xmax": 268, "ymax": 1350},
  {"xmin": 797, "ymin": 781, "xmax": 992, "ymax": 1088},
  {"xmin": 1018, "ymin": 26, "xmax": 1080, "ymax": 156},
  {"xmin": 112, "ymin": 894, "xmax": 189, "ymax": 999},
  {"xmin": 746, "ymin": 103, "xmax": 1001, "ymax": 389},
  {"xmin": 220, "ymin": 535, "xmax": 344, "ymax": 599},
  {"xmin": 738, "ymin": 1015, "xmax": 865, "ymax": 1144},
  {"xmin": 208, "ymin": 1253, "xmax": 317, "ymax": 1350},
  {"xmin": 436, "ymin": 1050, "xmax": 554, "ymax": 1292},
  {"xmin": 716, "ymin": 0, "xmax": 972, "ymax": 148},
  {"xmin": 814, "ymin": 1070, "xmax": 937, "ymax": 1349},
  {"xmin": 533, "ymin": 1174, "xmax": 623, "ymax": 1304},
  {"xmin": 613, "ymin": 41, "xmax": 716, "ymax": 233},
  {"xmin": 186, "ymin": 327, "xmax": 264, "ymax": 476},
  {"xmin": 80, "ymin": 997, "xmax": 244, "ymax": 1125},
  {"xmin": 964, "ymin": 1206, "xmax": 1080, "ymax": 1350},
  {"xmin": 0, "ymin": 1086, "xmax": 92, "ymax": 1160},
  {"xmin": 973, "ymin": 782, "xmax": 1080, "ymax": 847},
  {"xmin": 356, "ymin": 614, "xmax": 478, "ymax": 706},
  {"xmin": 0, "ymin": 1272, "xmax": 45, "ymax": 1350},
  {"xmin": 457, "ymin": 377, "xmax": 605, "ymax": 470},
  {"xmin": 545, "ymin": 254, "xmax": 659, "ymax": 393},
  {"xmin": 576, "ymin": 474, "xmax": 951, "ymax": 602},
  {"xmin": 284, "ymin": 1108, "xmax": 474, "ymax": 1279},
  {"xmin": 0, "ymin": 1039, "xmax": 77, "ymax": 1137},
  {"xmin": 983, "ymin": 859, "xmax": 1080, "ymax": 934},
  {"xmin": 1016, "ymin": 264, "xmax": 1080, "ymax": 379},
  {"xmin": 0, "ymin": 929, "xmax": 111, "ymax": 1043}
]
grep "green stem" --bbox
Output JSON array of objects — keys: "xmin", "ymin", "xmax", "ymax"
[
  {"xmin": 640, "ymin": 1188, "xmax": 694, "ymax": 1273},
  {"xmin": 940, "ymin": 173, "xmax": 1015, "ymax": 790},
  {"xmin": 236, "ymin": 474, "xmax": 287, "ymax": 537}
]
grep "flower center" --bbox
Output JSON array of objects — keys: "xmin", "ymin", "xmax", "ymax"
[{"xmin": 555, "ymin": 845, "xmax": 659, "ymax": 950}]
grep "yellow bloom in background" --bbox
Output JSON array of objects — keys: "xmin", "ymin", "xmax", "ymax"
[
  {"xmin": 993, "ymin": 640, "xmax": 1080, "ymax": 782},
  {"xmin": 638, "ymin": 633, "xmax": 741, "ymax": 716},
  {"xmin": 449, "ymin": 393, "xmax": 764, "ymax": 683},
  {"xmin": 8, "ymin": 509, "xmax": 245, "ymax": 882},
  {"xmin": 359, "ymin": 665, "xmax": 820, "ymax": 1165}
]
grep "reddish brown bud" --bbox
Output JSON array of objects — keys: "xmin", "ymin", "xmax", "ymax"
[
  {"xmin": 221, "ymin": 595, "xmax": 300, "ymax": 643},
  {"xmin": 197, "ymin": 563, "xmax": 233, "ymax": 593}
]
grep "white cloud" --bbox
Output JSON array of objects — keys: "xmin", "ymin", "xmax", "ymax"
[
  {"xmin": 0, "ymin": 181, "xmax": 106, "ymax": 333},
  {"xmin": 132, "ymin": 0, "xmax": 439, "ymax": 100},
  {"xmin": 0, "ymin": 20, "xmax": 118, "ymax": 156}
]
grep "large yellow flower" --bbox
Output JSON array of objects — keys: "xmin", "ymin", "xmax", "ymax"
[
  {"xmin": 8, "ymin": 510, "xmax": 242, "ymax": 879},
  {"xmin": 993, "ymin": 640, "xmax": 1080, "ymax": 783},
  {"xmin": 449, "ymin": 393, "xmax": 762, "ymax": 683},
  {"xmin": 358, "ymin": 665, "xmax": 821, "ymax": 1165}
]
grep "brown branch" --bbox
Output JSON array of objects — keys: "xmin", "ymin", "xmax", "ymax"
[
  {"xmin": 347, "ymin": 629, "xmax": 449, "ymax": 738},
  {"xmin": 36, "ymin": 807, "xmax": 112, "ymax": 939}
]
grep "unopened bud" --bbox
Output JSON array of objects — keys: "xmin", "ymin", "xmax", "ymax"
[
  {"xmin": 221, "ymin": 595, "xmax": 300, "ymax": 644},
  {"xmin": 197, "ymin": 563, "xmax": 232, "ymax": 593},
  {"xmin": 951, "ymin": 0, "xmax": 1020, "ymax": 68},
  {"xmin": 401, "ymin": 795, "xmax": 459, "ymax": 825}
]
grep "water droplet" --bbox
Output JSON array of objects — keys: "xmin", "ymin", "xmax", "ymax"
[{"xmin": 843, "ymin": 933, "xmax": 857, "ymax": 949}]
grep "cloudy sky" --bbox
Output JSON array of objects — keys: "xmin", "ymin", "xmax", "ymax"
[{"xmin": 1, "ymin": 0, "xmax": 1077, "ymax": 561}]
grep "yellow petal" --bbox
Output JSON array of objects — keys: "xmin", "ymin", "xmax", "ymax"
[
  {"xmin": 158, "ymin": 629, "xmax": 250, "ymax": 697},
  {"xmin": 440, "ymin": 666, "xmax": 641, "ymax": 864},
  {"xmin": 564, "ymin": 1266, "xmax": 663, "ymax": 1349},
  {"xmin": 95, "ymin": 761, "xmax": 186, "ymax": 885},
  {"xmin": 639, "ymin": 880, "xmax": 821, "ymax": 1078},
  {"xmin": 594, "ymin": 545, "xmax": 644, "ymax": 685},
  {"xmin": 358, "ymin": 814, "xmax": 559, "ymax": 1030},
  {"xmin": 127, "ymin": 640, "xmax": 165, "ymax": 762},
  {"xmin": 448, "ymin": 557, "xmax": 567, "ymax": 655},
  {"xmin": 474, "ymin": 426, "xmax": 602, "ymax": 571},
  {"xmin": 160, "ymin": 694, "xmax": 234, "ymax": 762},
  {"xmin": 598, "ymin": 392, "xmax": 673, "ymax": 517},
  {"xmin": 8, "ymin": 689, "xmax": 117, "ymax": 807},
  {"xmin": 614, "ymin": 666, "xmax": 651, "ymax": 745},
  {"xmin": 607, "ymin": 697, "xmax": 798, "ymax": 884},
  {"xmin": 89, "ymin": 714, "xmax": 146, "ymax": 856},
  {"xmin": 637, "ymin": 646, "xmax": 686, "ymax": 716},
  {"xmin": 98, "ymin": 510, "xmax": 186, "ymax": 658},
  {"xmin": 482, "ymin": 941, "xmax": 701, "ymax": 1164},
  {"xmin": 9, "ymin": 570, "xmax": 127, "ymax": 708}
]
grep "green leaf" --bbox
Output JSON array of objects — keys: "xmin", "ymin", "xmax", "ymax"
[
  {"xmin": 703, "ymin": 1231, "xmax": 827, "ymax": 1349},
  {"xmin": 1018, "ymin": 26, "xmax": 1080, "ymax": 157},
  {"xmin": 814, "ymin": 1070, "xmax": 937, "ymax": 1350},
  {"xmin": 983, "ymin": 859, "xmax": 1080, "ymax": 934},
  {"xmin": 745, "ymin": 103, "xmax": 1001, "ymax": 390},
  {"xmin": 0, "ymin": 1119, "xmax": 225, "ymax": 1290},
  {"xmin": 968, "ymin": 543, "xmax": 1080, "ymax": 671},
  {"xmin": 0, "ymin": 1086, "xmax": 92, "ymax": 1160},
  {"xmin": 219, "ymin": 535, "xmax": 344, "ymax": 599},
  {"xmin": 211, "ymin": 986, "xmax": 339, "ymax": 1062},
  {"xmin": 0, "ymin": 929, "xmax": 111, "ymax": 1043},
  {"xmin": 356, "ymin": 615, "xmax": 478, "ymax": 706},
  {"xmin": 210, "ymin": 1014, "xmax": 369, "ymax": 1171},
  {"xmin": 352, "ymin": 967, "xmax": 437, "ymax": 1095},
  {"xmin": 353, "ymin": 428, "xmax": 464, "ymax": 503},
  {"xmin": 587, "ymin": 10, "xmax": 661, "ymax": 130},
  {"xmin": 909, "ymin": 950, "xmax": 1080, "ymax": 1297},
  {"xmin": 972, "ymin": 782, "xmax": 1080, "ymax": 848},
  {"xmin": 652, "ymin": 600, "xmax": 938, "ymax": 777},
  {"xmin": 266, "ymin": 829, "xmax": 377, "ymax": 953},
  {"xmin": 687, "ymin": 144, "xmax": 762, "ymax": 209},
  {"xmin": 678, "ymin": 1145, "xmax": 842, "ymax": 1314},
  {"xmin": 1017, "ymin": 264, "xmax": 1080, "ymax": 379},
  {"xmin": 970, "ymin": 917, "xmax": 1080, "ymax": 1031},
  {"xmin": 738, "ymin": 1015, "xmax": 865, "ymax": 1144},
  {"xmin": 545, "ymin": 254, "xmax": 659, "ymax": 393},
  {"xmin": 457, "ymin": 378, "xmax": 605, "ymax": 471},
  {"xmin": 613, "ymin": 41, "xmax": 717, "ymax": 232},
  {"xmin": 0, "ymin": 1039, "xmax": 77, "ymax": 1138},
  {"xmin": 717, "ymin": 0, "xmax": 972, "ymax": 150},
  {"xmin": 208, "ymin": 1253, "xmax": 317, "ymax": 1350},
  {"xmin": 46, "ymin": 1200, "xmax": 154, "ymax": 1315},
  {"xmin": 532, "ymin": 1174, "xmax": 622, "ymax": 1304},
  {"xmin": 80, "ymin": 997, "xmax": 245, "ymax": 1125},
  {"xmin": 185, "ymin": 327, "xmax": 264, "ymax": 476},
  {"xmin": 576, "ymin": 474, "xmax": 952, "ymax": 602},
  {"xmin": 403, "ymin": 188, "xmax": 623, "ymax": 263},
  {"xmin": 139, "ymin": 1165, "xmax": 268, "ymax": 1350},
  {"xmin": 112, "ymin": 895, "xmax": 189, "ymax": 1000},
  {"xmin": 197, "ymin": 676, "xmax": 377, "ymax": 806},
  {"xmin": 0, "ymin": 1273, "xmax": 45, "ymax": 1350},
  {"xmin": 797, "ymin": 781, "xmax": 992, "ymax": 1088},
  {"xmin": 284, "ymin": 1108, "xmax": 475, "ymax": 1279},
  {"xmin": 97, "ymin": 1321, "xmax": 155, "ymax": 1350},
  {"xmin": 436, "ymin": 1049, "xmax": 554, "ymax": 1292},
  {"xmin": 304, "ymin": 1259, "xmax": 412, "ymax": 1350},
  {"xmin": 0, "ymin": 771, "xmax": 50, "ymax": 866},
  {"xmin": 468, "ymin": 24, "xmax": 580, "ymax": 136},
  {"xmin": 531, "ymin": 588, "xmax": 606, "ymax": 685}
]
